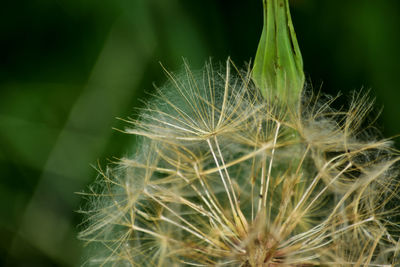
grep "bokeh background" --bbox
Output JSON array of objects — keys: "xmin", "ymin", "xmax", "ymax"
[{"xmin": 1, "ymin": 0, "xmax": 399, "ymax": 266}]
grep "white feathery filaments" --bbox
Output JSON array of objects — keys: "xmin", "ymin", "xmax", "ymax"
[
  {"xmin": 258, "ymin": 121, "xmax": 281, "ymax": 213},
  {"xmin": 79, "ymin": 61, "xmax": 400, "ymax": 266}
]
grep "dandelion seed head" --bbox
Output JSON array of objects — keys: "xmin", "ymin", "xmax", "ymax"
[{"xmin": 79, "ymin": 60, "xmax": 400, "ymax": 266}]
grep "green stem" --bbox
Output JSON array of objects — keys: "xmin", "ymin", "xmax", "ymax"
[{"xmin": 252, "ymin": 0, "xmax": 304, "ymax": 108}]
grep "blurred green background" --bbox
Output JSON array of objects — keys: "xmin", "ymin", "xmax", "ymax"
[{"xmin": 1, "ymin": 0, "xmax": 399, "ymax": 266}]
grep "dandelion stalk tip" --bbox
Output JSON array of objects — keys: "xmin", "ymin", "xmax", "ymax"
[{"xmin": 252, "ymin": 0, "xmax": 304, "ymax": 109}]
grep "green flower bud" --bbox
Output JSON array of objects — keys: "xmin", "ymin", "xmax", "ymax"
[{"xmin": 252, "ymin": 0, "xmax": 304, "ymax": 110}]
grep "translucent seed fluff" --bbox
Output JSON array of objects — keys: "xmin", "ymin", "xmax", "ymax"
[{"xmin": 79, "ymin": 61, "xmax": 400, "ymax": 266}]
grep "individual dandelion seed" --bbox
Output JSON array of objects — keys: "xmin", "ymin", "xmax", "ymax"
[
  {"xmin": 78, "ymin": 0, "xmax": 400, "ymax": 266},
  {"xmin": 78, "ymin": 60, "xmax": 400, "ymax": 266}
]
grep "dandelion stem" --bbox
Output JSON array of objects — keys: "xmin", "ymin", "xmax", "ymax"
[{"xmin": 252, "ymin": 0, "xmax": 304, "ymax": 108}]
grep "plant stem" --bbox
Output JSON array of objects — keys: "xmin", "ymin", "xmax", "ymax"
[{"xmin": 253, "ymin": 0, "xmax": 304, "ymax": 109}]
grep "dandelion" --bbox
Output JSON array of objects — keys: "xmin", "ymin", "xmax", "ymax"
[
  {"xmin": 79, "ymin": 60, "xmax": 400, "ymax": 266},
  {"xmin": 78, "ymin": 0, "xmax": 400, "ymax": 266}
]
